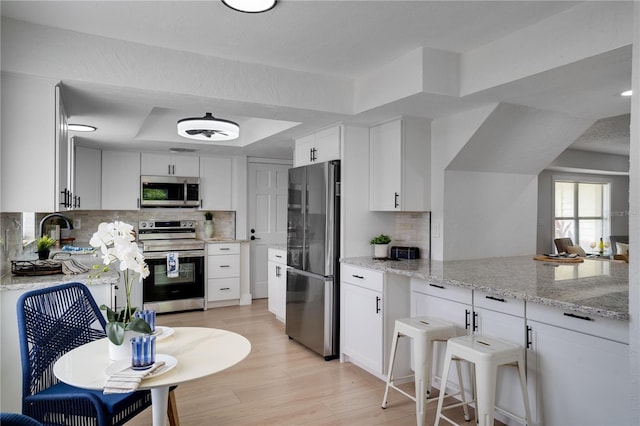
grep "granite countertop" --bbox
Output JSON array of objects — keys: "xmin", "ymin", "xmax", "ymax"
[
  {"xmin": 269, "ymin": 244, "xmax": 287, "ymax": 251},
  {"xmin": 1, "ymin": 253, "xmax": 120, "ymax": 291},
  {"xmin": 341, "ymin": 255, "xmax": 629, "ymax": 321},
  {"xmin": 202, "ymin": 239, "xmax": 249, "ymax": 243}
]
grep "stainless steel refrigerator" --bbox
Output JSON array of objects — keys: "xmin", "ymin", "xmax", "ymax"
[{"xmin": 286, "ymin": 160, "xmax": 340, "ymax": 360}]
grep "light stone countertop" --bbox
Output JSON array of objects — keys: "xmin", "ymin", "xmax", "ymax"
[
  {"xmin": 202, "ymin": 239, "xmax": 250, "ymax": 244},
  {"xmin": 269, "ymin": 244, "xmax": 287, "ymax": 251},
  {"xmin": 1, "ymin": 253, "xmax": 119, "ymax": 291},
  {"xmin": 341, "ymin": 255, "xmax": 629, "ymax": 321}
]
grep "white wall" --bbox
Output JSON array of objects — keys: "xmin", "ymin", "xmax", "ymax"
[{"xmin": 444, "ymin": 171, "xmax": 538, "ymax": 260}]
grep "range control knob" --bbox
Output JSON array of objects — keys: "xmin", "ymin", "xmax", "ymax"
[{"xmin": 140, "ymin": 222, "xmax": 147, "ymax": 228}]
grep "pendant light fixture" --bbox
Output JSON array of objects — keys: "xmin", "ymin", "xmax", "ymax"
[
  {"xmin": 177, "ymin": 112, "xmax": 240, "ymax": 141},
  {"xmin": 222, "ymin": 0, "xmax": 277, "ymax": 13}
]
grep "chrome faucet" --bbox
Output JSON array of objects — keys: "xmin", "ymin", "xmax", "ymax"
[{"xmin": 39, "ymin": 213, "xmax": 74, "ymax": 238}]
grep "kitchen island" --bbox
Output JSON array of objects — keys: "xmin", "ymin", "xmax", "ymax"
[
  {"xmin": 339, "ymin": 255, "xmax": 631, "ymax": 425},
  {"xmin": 341, "ymin": 255, "xmax": 628, "ymax": 320}
]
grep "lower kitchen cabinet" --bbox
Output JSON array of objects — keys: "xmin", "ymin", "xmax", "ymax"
[
  {"xmin": 411, "ymin": 278, "xmax": 472, "ymax": 398},
  {"xmin": 207, "ymin": 243, "xmax": 240, "ymax": 305},
  {"xmin": 267, "ymin": 247, "xmax": 286, "ymax": 323},
  {"xmin": 341, "ymin": 264, "xmax": 410, "ymax": 379},
  {"xmin": 527, "ymin": 303, "xmax": 631, "ymax": 425}
]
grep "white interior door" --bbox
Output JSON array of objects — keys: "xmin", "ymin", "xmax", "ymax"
[{"xmin": 248, "ymin": 160, "xmax": 290, "ymax": 299}]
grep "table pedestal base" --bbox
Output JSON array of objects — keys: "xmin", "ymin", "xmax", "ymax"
[{"xmin": 151, "ymin": 386, "xmax": 170, "ymax": 426}]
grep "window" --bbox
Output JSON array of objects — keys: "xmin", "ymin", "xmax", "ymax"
[
  {"xmin": 554, "ymin": 179, "xmax": 610, "ymax": 252},
  {"xmin": 22, "ymin": 212, "xmax": 36, "ymax": 245}
]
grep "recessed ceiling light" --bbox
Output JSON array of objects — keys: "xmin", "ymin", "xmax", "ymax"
[
  {"xmin": 177, "ymin": 112, "xmax": 240, "ymax": 141},
  {"xmin": 68, "ymin": 124, "xmax": 97, "ymax": 132},
  {"xmin": 621, "ymin": 90, "xmax": 632, "ymax": 97},
  {"xmin": 222, "ymin": 0, "xmax": 277, "ymax": 13}
]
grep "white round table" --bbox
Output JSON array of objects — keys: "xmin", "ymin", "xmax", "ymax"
[{"xmin": 54, "ymin": 327, "xmax": 251, "ymax": 426}]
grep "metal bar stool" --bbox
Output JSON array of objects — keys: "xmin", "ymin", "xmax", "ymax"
[
  {"xmin": 382, "ymin": 317, "xmax": 470, "ymax": 426},
  {"xmin": 435, "ymin": 334, "xmax": 532, "ymax": 426}
]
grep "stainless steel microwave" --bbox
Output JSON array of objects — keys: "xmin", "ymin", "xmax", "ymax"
[{"xmin": 140, "ymin": 175, "xmax": 200, "ymax": 207}]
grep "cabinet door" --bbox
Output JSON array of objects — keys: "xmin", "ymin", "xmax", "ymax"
[
  {"xmin": 173, "ymin": 155, "xmax": 200, "ymax": 177},
  {"xmin": 294, "ymin": 134, "xmax": 316, "ymax": 167},
  {"xmin": 369, "ymin": 120, "xmax": 402, "ymax": 211},
  {"xmin": 314, "ymin": 126, "xmax": 341, "ymax": 163},
  {"xmin": 341, "ymin": 282, "xmax": 383, "ymax": 374},
  {"xmin": 102, "ymin": 150, "xmax": 140, "ymax": 210},
  {"xmin": 529, "ymin": 320, "xmax": 632, "ymax": 425},
  {"xmin": 267, "ymin": 260, "xmax": 286, "ymax": 321},
  {"xmin": 474, "ymin": 307, "xmax": 530, "ymax": 422},
  {"xmin": 141, "ymin": 152, "xmax": 172, "ymax": 175},
  {"xmin": 74, "ymin": 146, "xmax": 102, "ymax": 210},
  {"xmin": 413, "ymin": 292, "xmax": 471, "ymax": 397},
  {"xmin": 200, "ymin": 156, "xmax": 232, "ymax": 210}
]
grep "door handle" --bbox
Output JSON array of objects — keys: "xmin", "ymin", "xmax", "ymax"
[
  {"xmin": 473, "ymin": 311, "xmax": 479, "ymax": 332},
  {"xmin": 394, "ymin": 192, "xmax": 399, "ymax": 208},
  {"xmin": 465, "ymin": 309, "xmax": 471, "ymax": 330},
  {"xmin": 250, "ymin": 236, "xmax": 261, "ymax": 240},
  {"xmin": 375, "ymin": 296, "xmax": 381, "ymax": 313}
]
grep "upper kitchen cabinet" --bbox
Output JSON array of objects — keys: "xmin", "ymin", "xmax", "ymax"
[
  {"xmin": 1, "ymin": 73, "xmax": 69, "ymax": 212},
  {"xmin": 74, "ymin": 146, "xmax": 102, "ymax": 210},
  {"xmin": 369, "ymin": 117, "xmax": 430, "ymax": 211},
  {"xmin": 141, "ymin": 152, "xmax": 199, "ymax": 177},
  {"xmin": 102, "ymin": 150, "xmax": 141, "ymax": 210},
  {"xmin": 294, "ymin": 125, "xmax": 341, "ymax": 167},
  {"xmin": 199, "ymin": 156, "xmax": 232, "ymax": 210}
]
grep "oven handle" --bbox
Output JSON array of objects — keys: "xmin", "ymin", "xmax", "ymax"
[{"xmin": 144, "ymin": 250, "xmax": 205, "ymax": 260}]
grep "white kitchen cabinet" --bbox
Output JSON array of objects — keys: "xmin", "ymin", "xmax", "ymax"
[
  {"xmin": 526, "ymin": 303, "xmax": 631, "ymax": 426},
  {"xmin": 101, "ymin": 150, "xmax": 141, "ymax": 210},
  {"xmin": 141, "ymin": 152, "xmax": 199, "ymax": 177},
  {"xmin": 369, "ymin": 117, "xmax": 430, "ymax": 211},
  {"xmin": 74, "ymin": 145, "xmax": 102, "ymax": 210},
  {"xmin": 294, "ymin": 125, "xmax": 341, "ymax": 167},
  {"xmin": 411, "ymin": 278, "xmax": 472, "ymax": 399},
  {"xmin": 267, "ymin": 248, "xmax": 287, "ymax": 322},
  {"xmin": 1, "ymin": 74, "xmax": 69, "ymax": 212},
  {"xmin": 199, "ymin": 156, "xmax": 232, "ymax": 210},
  {"xmin": 473, "ymin": 291, "xmax": 531, "ymax": 423},
  {"xmin": 341, "ymin": 264, "xmax": 410, "ymax": 379},
  {"xmin": 207, "ymin": 243, "xmax": 241, "ymax": 304}
]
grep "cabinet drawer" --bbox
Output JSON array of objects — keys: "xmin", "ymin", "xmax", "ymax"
[
  {"xmin": 411, "ymin": 278, "xmax": 472, "ymax": 305},
  {"xmin": 208, "ymin": 243, "xmax": 240, "ymax": 255},
  {"xmin": 208, "ymin": 277, "xmax": 240, "ymax": 301},
  {"xmin": 474, "ymin": 290, "xmax": 524, "ymax": 317},
  {"xmin": 341, "ymin": 264, "xmax": 383, "ymax": 292},
  {"xmin": 268, "ymin": 248, "xmax": 286, "ymax": 264},
  {"xmin": 207, "ymin": 255, "xmax": 240, "ymax": 278},
  {"xmin": 527, "ymin": 302, "xmax": 628, "ymax": 344}
]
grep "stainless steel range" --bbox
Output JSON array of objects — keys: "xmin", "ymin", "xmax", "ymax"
[{"xmin": 138, "ymin": 220, "xmax": 206, "ymax": 313}]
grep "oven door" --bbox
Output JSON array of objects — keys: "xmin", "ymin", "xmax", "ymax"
[{"xmin": 143, "ymin": 251, "xmax": 205, "ymax": 303}]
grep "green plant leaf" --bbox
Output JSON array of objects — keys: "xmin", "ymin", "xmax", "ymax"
[
  {"xmin": 100, "ymin": 304, "xmax": 119, "ymax": 322},
  {"xmin": 127, "ymin": 316, "xmax": 152, "ymax": 334},
  {"xmin": 105, "ymin": 321, "xmax": 126, "ymax": 345}
]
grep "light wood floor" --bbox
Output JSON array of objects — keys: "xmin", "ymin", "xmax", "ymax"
[{"xmin": 127, "ymin": 299, "xmax": 479, "ymax": 425}]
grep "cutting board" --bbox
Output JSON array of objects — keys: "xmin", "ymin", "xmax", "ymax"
[{"xmin": 533, "ymin": 254, "xmax": 584, "ymax": 263}]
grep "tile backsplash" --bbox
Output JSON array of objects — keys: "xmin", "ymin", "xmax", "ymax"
[
  {"xmin": 393, "ymin": 211, "xmax": 431, "ymax": 258},
  {"xmin": 0, "ymin": 210, "xmax": 235, "ymax": 277}
]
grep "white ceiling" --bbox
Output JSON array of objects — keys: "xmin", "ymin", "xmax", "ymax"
[{"xmin": 0, "ymin": 0, "xmax": 632, "ymax": 158}]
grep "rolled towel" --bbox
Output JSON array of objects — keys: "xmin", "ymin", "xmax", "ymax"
[
  {"xmin": 103, "ymin": 361, "xmax": 166, "ymax": 394},
  {"xmin": 61, "ymin": 259, "xmax": 90, "ymax": 275}
]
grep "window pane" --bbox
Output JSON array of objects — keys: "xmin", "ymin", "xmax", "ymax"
[
  {"xmin": 578, "ymin": 183, "xmax": 602, "ymax": 217},
  {"xmin": 555, "ymin": 182, "xmax": 574, "ymax": 217},
  {"xmin": 554, "ymin": 219, "xmax": 574, "ymax": 241},
  {"xmin": 577, "ymin": 219, "xmax": 603, "ymax": 250}
]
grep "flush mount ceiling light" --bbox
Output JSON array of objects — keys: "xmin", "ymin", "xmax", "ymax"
[
  {"xmin": 222, "ymin": 0, "xmax": 277, "ymax": 13},
  {"xmin": 177, "ymin": 112, "xmax": 240, "ymax": 141},
  {"xmin": 68, "ymin": 124, "xmax": 97, "ymax": 132},
  {"xmin": 621, "ymin": 90, "xmax": 633, "ymax": 97}
]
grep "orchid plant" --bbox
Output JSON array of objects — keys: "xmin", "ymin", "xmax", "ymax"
[{"xmin": 89, "ymin": 221, "xmax": 151, "ymax": 345}]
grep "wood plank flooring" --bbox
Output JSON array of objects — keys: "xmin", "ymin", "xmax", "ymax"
[{"xmin": 127, "ymin": 300, "xmax": 479, "ymax": 425}]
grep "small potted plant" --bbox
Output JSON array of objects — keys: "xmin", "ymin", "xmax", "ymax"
[
  {"xmin": 203, "ymin": 212, "xmax": 214, "ymax": 238},
  {"xmin": 370, "ymin": 234, "xmax": 391, "ymax": 259},
  {"xmin": 36, "ymin": 235, "xmax": 56, "ymax": 260}
]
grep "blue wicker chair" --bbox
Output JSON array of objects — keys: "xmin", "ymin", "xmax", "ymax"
[
  {"xmin": 16, "ymin": 282, "xmax": 170, "ymax": 426},
  {"xmin": 0, "ymin": 412, "xmax": 43, "ymax": 426}
]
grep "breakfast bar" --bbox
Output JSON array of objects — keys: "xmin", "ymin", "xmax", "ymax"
[{"xmin": 340, "ymin": 255, "xmax": 631, "ymax": 425}]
